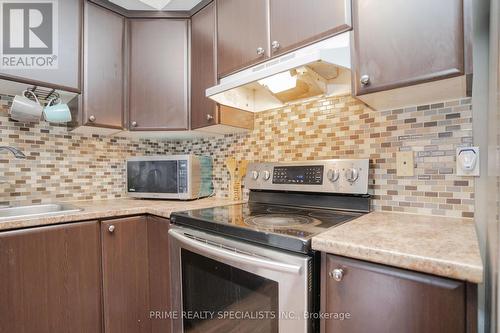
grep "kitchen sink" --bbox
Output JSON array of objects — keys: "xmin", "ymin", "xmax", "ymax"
[{"xmin": 0, "ymin": 203, "xmax": 83, "ymax": 221}]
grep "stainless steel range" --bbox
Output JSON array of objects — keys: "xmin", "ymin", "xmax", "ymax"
[{"xmin": 169, "ymin": 159, "xmax": 371, "ymax": 333}]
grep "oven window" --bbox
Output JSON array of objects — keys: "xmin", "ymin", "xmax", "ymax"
[
  {"xmin": 127, "ymin": 161, "xmax": 178, "ymax": 193},
  {"xmin": 181, "ymin": 249, "xmax": 279, "ymax": 332}
]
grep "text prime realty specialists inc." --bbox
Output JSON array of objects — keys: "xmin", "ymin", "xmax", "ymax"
[{"xmin": 149, "ymin": 310, "xmax": 352, "ymax": 321}]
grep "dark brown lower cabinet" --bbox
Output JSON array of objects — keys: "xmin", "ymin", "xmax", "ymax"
[
  {"xmin": 0, "ymin": 221, "xmax": 102, "ymax": 333},
  {"xmin": 321, "ymin": 254, "xmax": 477, "ymax": 333},
  {"xmin": 101, "ymin": 216, "xmax": 151, "ymax": 333},
  {"xmin": 101, "ymin": 215, "xmax": 171, "ymax": 333},
  {"xmin": 148, "ymin": 216, "xmax": 172, "ymax": 333}
]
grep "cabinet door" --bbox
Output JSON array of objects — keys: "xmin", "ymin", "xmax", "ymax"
[
  {"xmin": 191, "ymin": 2, "xmax": 217, "ymax": 129},
  {"xmin": 269, "ymin": 0, "xmax": 352, "ymax": 56},
  {"xmin": 321, "ymin": 254, "xmax": 465, "ymax": 333},
  {"xmin": 101, "ymin": 216, "xmax": 151, "ymax": 333},
  {"xmin": 0, "ymin": 0, "xmax": 82, "ymax": 92},
  {"xmin": 129, "ymin": 19, "xmax": 189, "ymax": 131},
  {"xmin": 352, "ymin": 0, "xmax": 464, "ymax": 95},
  {"xmin": 83, "ymin": 1, "xmax": 124, "ymax": 128},
  {"xmin": 0, "ymin": 221, "xmax": 102, "ymax": 333},
  {"xmin": 216, "ymin": 0, "xmax": 269, "ymax": 77},
  {"xmin": 147, "ymin": 216, "xmax": 172, "ymax": 333}
]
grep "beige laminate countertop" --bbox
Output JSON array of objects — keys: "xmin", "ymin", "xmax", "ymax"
[
  {"xmin": 1, "ymin": 199, "xmax": 484, "ymax": 284},
  {"xmin": 312, "ymin": 211, "xmax": 483, "ymax": 283},
  {"xmin": 0, "ymin": 197, "xmax": 241, "ymax": 231}
]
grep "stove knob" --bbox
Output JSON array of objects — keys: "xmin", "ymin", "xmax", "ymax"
[
  {"xmin": 251, "ymin": 171, "xmax": 259, "ymax": 180},
  {"xmin": 345, "ymin": 168, "xmax": 359, "ymax": 183},
  {"xmin": 327, "ymin": 169, "xmax": 340, "ymax": 182},
  {"xmin": 262, "ymin": 170, "xmax": 271, "ymax": 181}
]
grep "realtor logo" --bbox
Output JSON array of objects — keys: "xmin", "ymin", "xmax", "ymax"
[{"xmin": 0, "ymin": 0, "xmax": 58, "ymax": 69}]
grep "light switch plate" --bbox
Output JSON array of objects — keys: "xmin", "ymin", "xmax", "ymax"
[
  {"xmin": 396, "ymin": 151, "xmax": 414, "ymax": 177},
  {"xmin": 456, "ymin": 147, "xmax": 480, "ymax": 176}
]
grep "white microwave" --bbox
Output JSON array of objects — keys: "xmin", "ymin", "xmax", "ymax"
[{"xmin": 126, "ymin": 155, "xmax": 213, "ymax": 200}]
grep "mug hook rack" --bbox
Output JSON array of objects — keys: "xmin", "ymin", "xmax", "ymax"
[{"xmin": 26, "ymin": 86, "xmax": 61, "ymax": 107}]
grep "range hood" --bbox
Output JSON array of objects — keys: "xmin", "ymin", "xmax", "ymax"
[{"xmin": 206, "ymin": 32, "xmax": 352, "ymax": 113}]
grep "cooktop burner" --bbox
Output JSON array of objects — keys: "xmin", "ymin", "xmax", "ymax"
[
  {"xmin": 170, "ymin": 202, "xmax": 366, "ymax": 253},
  {"xmin": 244, "ymin": 214, "xmax": 318, "ymax": 228}
]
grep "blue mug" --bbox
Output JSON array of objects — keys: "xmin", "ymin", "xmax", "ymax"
[{"xmin": 43, "ymin": 98, "xmax": 72, "ymax": 123}]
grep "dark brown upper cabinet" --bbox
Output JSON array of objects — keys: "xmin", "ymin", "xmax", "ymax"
[
  {"xmin": 216, "ymin": 0, "xmax": 269, "ymax": 77},
  {"xmin": 82, "ymin": 1, "xmax": 125, "ymax": 129},
  {"xmin": 351, "ymin": 0, "xmax": 466, "ymax": 96},
  {"xmin": 321, "ymin": 254, "xmax": 476, "ymax": 333},
  {"xmin": 0, "ymin": 221, "xmax": 102, "ymax": 333},
  {"xmin": 191, "ymin": 2, "xmax": 217, "ymax": 129},
  {"xmin": 191, "ymin": 3, "xmax": 254, "ymax": 132},
  {"xmin": 128, "ymin": 19, "xmax": 189, "ymax": 131},
  {"xmin": 269, "ymin": 0, "xmax": 352, "ymax": 56},
  {"xmin": 0, "ymin": 0, "xmax": 82, "ymax": 92}
]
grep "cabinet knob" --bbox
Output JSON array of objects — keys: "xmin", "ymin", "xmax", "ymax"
[
  {"xmin": 329, "ymin": 268, "xmax": 344, "ymax": 282},
  {"xmin": 360, "ymin": 75, "xmax": 370, "ymax": 86},
  {"xmin": 271, "ymin": 41, "xmax": 280, "ymax": 51},
  {"xmin": 256, "ymin": 47, "xmax": 265, "ymax": 56},
  {"xmin": 89, "ymin": 115, "xmax": 96, "ymax": 122},
  {"xmin": 108, "ymin": 225, "xmax": 115, "ymax": 233},
  {"xmin": 207, "ymin": 114, "xmax": 214, "ymax": 121},
  {"xmin": 131, "ymin": 121, "xmax": 138, "ymax": 127}
]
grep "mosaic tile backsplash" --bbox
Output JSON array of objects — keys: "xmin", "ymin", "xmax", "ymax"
[
  {"xmin": 175, "ymin": 95, "xmax": 474, "ymax": 218},
  {"xmin": 0, "ymin": 94, "xmax": 474, "ymax": 218}
]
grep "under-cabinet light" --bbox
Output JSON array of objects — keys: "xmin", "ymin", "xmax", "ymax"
[{"xmin": 258, "ymin": 71, "xmax": 298, "ymax": 94}]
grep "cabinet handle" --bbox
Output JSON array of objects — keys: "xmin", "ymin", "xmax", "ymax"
[
  {"xmin": 271, "ymin": 41, "xmax": 280, "ymax": 51},
  {"xmin": 256, "ymin": 47, "xmax": 265, "ymax": 56},
  {"xmin": 329, "ymin": 268, "xmax": 344, "ymax": 282},
  {"xmin": 108, "ymin": 225, "xmax": 115, "ymax": 233},
  {"xmin": 207, "ymin": 114, "xmax": 214, "ymax": 121},
  {"xmin": 131, "ymin": 121, "xmax": 138, "ymax": 127},
  {"xmin": 360, "ymin": 75, "xmax": 370, "ymax": 86},
  {"xmin": 88, "ymin": 115, "xmax": 96, "ymax": 122}
]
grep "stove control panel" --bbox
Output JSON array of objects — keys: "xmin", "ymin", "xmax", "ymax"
[
  {"xmin": 245, "ymin": 159, "xmax": 370, "ymax": 195},
  {"xmin": 273, "ymin": 165, "xmax": 324, "ymax": 184}
]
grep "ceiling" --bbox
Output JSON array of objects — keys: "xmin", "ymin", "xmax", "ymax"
[{"xmin": 108, "ymin": 0, "xmax": 204, "ymax": 11}]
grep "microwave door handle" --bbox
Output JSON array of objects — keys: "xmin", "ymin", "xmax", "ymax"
[{"xmin": 169, "ymin": 229, "xmax": 301, "ymax": 274}]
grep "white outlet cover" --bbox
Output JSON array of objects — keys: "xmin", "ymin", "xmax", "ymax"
[{"xmin": 456, "ymin": 147, "xmax": 480, "ymax": 176}]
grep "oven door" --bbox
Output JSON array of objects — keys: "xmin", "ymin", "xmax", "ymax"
[{"xmin": 169, "ymin": 226, "xmax": 312, "ymax": 333}]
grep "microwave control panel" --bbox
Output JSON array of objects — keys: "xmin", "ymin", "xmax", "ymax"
[{"xmin": 178, "ymin": 160, "xmax": 188, "ymax": 194}]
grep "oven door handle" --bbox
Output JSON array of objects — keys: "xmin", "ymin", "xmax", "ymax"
[{"xmin": 169, "ymin": 229, "xmax": 302, "ymax": 274}]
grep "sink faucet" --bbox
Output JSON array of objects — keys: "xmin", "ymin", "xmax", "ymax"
[
  {"xmin": 0, "ymin": 146, "xmax": 26, "ymax": 159},
  {"xmin": 0, "ymin": 146, "xmax": 26, "ymax": 187}
]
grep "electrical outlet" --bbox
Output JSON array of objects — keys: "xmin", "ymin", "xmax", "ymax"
[
  {"xmin": 456, "ymin": 147, "xmax": 480, "ymax": 176},
  {"xmin": 396, "ymin": 151, "xmax": 414, "ymax": 177}
]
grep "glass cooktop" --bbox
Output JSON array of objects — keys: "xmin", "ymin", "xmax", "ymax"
[{"xmin": 170, "ymin": 203, "xmax": 365, "ymax": 254}]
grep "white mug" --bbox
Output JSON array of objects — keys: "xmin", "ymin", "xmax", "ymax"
[{"xmin": 10, "ymin": 90, "xmax": 43, "ymax": 122}]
